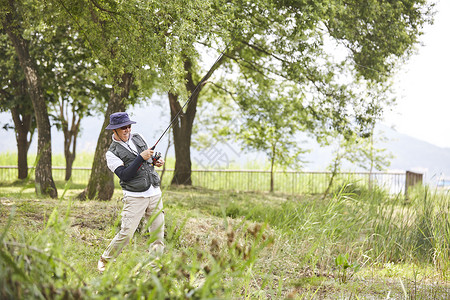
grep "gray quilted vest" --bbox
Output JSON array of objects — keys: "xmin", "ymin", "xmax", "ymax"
[{"xmin": 108, "ymin": 134, "xmax": 161, "ymax": 192}]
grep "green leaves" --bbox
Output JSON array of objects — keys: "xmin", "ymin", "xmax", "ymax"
[
  {"xmin": 326, "ymin": 0, "xmax": 434, "ymax": 81},
  {"xmin": 335, "ymin": 253, "xmax": 360, "ymax": 283}
]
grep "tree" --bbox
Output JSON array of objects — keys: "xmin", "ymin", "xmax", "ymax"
[
  {"xmin": 320, "ymin": 83, "xmax": 394, "ymax": 197},
  {"xmin": 48, "ymin": 0, "xmax": 213, "ymax": 199},
  {"xmin": 168, "ymin": 54, "xmax": 227, "ymax": 185},
  {"xmin": 222, "ymin": 80, "xmax": 307, "ymax": 192},
  {"xmin": 79, "ymin": 73, "xmax": 131, "ymax": 200},
  {"xmin": 339, "ymin": 84, "xmax": 395, "ymax": 191},
  {"xmin": 33, "ymin": 25, "xmax": 109, "ymax": 181},
  {"xmin": 0, "ymin": 33, "xmax": 35, "ymax": 179},
  {"xmin": 165, "ymin": 0, "xmax": 434, "ymax": 187},
  {"xmin": 1, "ymin": 3, "xmax": 110, "ymax": 183},
  {"xmin": 1, "ymin": 0, "xmax": 57, "ymax": 197},
  {"xmin": 40, "ymin": 0, "xmax": 142, "ymax": 199},
  {"xmin": 322, "ymin": 128, "xmax": 393, "ymax": 198}
]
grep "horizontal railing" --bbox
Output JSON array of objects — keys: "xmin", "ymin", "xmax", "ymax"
[
  {"xmin": 189, "ymin": 169, "xmax": 406, "ymax": 195},
  {"xmin": 0, "ymin": 166, "xmax": 407, "ymax": 195}
]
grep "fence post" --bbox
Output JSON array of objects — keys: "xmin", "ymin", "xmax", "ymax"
[{"xmin": 405, "ymin": 171, "xmax": 423, "ymax": 199}]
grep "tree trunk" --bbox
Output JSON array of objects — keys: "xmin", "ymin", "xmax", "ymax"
[
  {"xmin": 169, "ymin": 56, "xmax": 225, "ymax": 185},
  {"xmin": 4, "ymin": 4, "xmax": 57, "ymax": 197},
  {"xmin": 2, "ymin": 77, "xmax": 34, "ymax": 180},
  {"xmin": 64, "ymin": 146, "xmax": 75, "ymax": 181},
  {"xmin": 270, "ymin": 143, "xmax": 275, "ymax": 193},
  {"xmin": 11, "ymin": 106, "xmax": 33, "ymax": 179},
  {"xmin": 323, "ymin": 153, "xmax": 341, "ymax": 199},
  {"xmin": 62, "ymin": 109, "xmax": 81, "ymax": 181},
  {"xmin": 78, "ymin": 73, "xmax": 132, "ymax": 201},
  {"xmin": 169, "ymin": 92, "xmax": 193, "ymax": 185},
  {"xmin": 368, "ymin": 124, "xmax": 375, "ymax": 191},
  {"xmin": 64, "ymin": 147, "xmax": 75, "ymax": 181},
  {"xmin": 270, "ymin": 164, "xmax": 274, "ymax": 193}
]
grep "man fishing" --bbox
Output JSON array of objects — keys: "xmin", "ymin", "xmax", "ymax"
[{"xmin": 97, "ymin": 112, "xmax": 165, "ymax": 272}]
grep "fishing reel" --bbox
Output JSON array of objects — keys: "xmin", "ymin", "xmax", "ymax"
[{"xmin": 151, "ymin": 152, "xmax": 161, "ymax": 165}]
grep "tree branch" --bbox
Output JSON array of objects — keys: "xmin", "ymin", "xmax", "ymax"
[{"xmin": 89, "ymin": 0, "xmax": 117, "ymax": 14}]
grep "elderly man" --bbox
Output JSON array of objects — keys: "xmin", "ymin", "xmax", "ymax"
[{"xmin": 97, "ymin": 112, "xmax": 165, "ymax": 272}]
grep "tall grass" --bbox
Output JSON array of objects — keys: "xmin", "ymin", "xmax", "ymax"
[
  {"xmin": 1, "ymin": 180, "xmax": 449, "ymax": 298},
  {"xmin": 0, "ymin": 192, "xmax": 272, "ymax": 299},
  {"xmin": 207, "ymin": 183, "xmax": 450, "ymax": 282}
]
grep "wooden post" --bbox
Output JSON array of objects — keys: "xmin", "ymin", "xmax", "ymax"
[{"xmin": 405, "ymin": 171, "xmax": 423, "ymax": 199}]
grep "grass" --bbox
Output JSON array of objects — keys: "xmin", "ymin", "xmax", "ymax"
[{"xmin": 1, "ymin": 179, "xmax": 449, "ymax": 299}]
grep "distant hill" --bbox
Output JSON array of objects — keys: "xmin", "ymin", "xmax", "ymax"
[
  {"xmin": 297, "ymin": 124, "xmax": 450, "ymax": 184},
  {"xmin": 380, "ymin": 125, "xmax": 450, "ymax": 183}
]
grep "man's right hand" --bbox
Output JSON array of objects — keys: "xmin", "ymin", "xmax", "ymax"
[{"xmin": 140, "ymin": 148, "xmax": 154, "ymax": 161}]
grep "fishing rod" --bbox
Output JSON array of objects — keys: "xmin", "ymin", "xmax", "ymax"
[{"xmin": 150, "ymin": 37, "xmax": 235, "ymax": 163}]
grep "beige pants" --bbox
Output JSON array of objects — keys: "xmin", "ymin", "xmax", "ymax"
[{"xmin": 101, "ymin": 193, "xmax": 165, "ymax": 261}]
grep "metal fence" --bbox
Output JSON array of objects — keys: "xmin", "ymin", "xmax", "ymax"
[
  {"xmin": 0, "ymin": 166, "xmax": 409, "ymax": 195},
  {"xmin": 189, "ymin": 170, "xmax": 407, "ymax": 195},
  {"xmin": 0, "ymin": 166, "xmax": 94, "ymax": 184}
]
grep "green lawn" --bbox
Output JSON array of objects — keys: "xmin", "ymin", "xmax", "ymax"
[{"xmin": 0, "ymin": 181, "xmax": 449, "ymax": 299}]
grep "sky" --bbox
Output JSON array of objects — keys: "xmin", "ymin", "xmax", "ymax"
[{"xmin": 383, "ymin": 0, "xmax": 450, "ymax": 148}]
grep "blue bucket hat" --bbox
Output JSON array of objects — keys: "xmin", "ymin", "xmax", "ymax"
[{"xmin": 105, "ymin": 112, "xmax": 136, "ymax": 130}]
